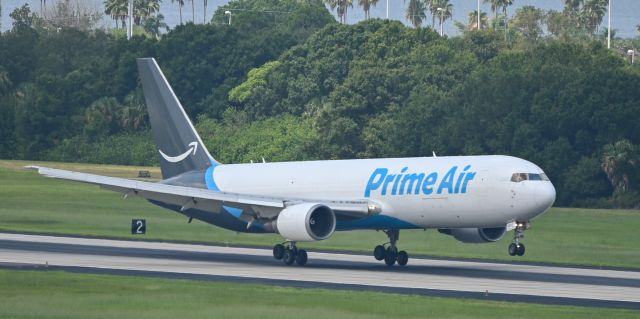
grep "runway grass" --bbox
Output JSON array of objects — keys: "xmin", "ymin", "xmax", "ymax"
[
  {"xmin": 0, "ymin": 269, "xmax": 637, "ymax": 319},
  {"xmin": 1, "ymin": 160, "xmax": 639, "ymax": 269}
]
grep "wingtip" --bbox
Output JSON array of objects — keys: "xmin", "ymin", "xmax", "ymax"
[{"xmin": 24, "ymin": 165, "xmax": 41, "ymax": 171}]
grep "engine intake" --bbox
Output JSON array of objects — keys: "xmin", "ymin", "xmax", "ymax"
[
  {"xmin": 273, "ymin": 203, "xmax": 336, "ymax": 242},
  {"xmin": 438, "ymin": 227, "xmax": 506, "ymax": 243}
]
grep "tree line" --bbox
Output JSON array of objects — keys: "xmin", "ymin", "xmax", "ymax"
[{"xmin": 1, "ymin": 0, "xmax": 639, "ymax": 208}]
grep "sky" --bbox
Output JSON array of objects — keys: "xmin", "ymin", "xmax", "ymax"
[{"xmin": 1, "ymin": 0, "xmax": 639, "ymax": 38}]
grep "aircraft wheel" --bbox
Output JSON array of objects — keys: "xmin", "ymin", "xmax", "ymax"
[
  {"xmin": 373, "ymin": 245, "xmax": 386, "ymax": 261},
  {"xmin": 273, "ymin": 244, "xmax": 285, "ymax": 260},
  {"xmin": 283, "ymin": 249, "xmax": 296, "ymax": 265},
  {"xmin": 508, "ymin": 243, "xmax": 517, "ymax": 256},
  {"xmin": 397, "ymin": 251, "xmax": 409, "ymax": 266},
  {"xmin": 516, "ymin": 243, "xmax": 526, "ymax": 256},
  {"xmin": 384, "ymin": 247, "xmax": 397, "ymax": 266},
  {"xmin": 295, "ymin": 249, "xmax": 308, "ymax": 266}
]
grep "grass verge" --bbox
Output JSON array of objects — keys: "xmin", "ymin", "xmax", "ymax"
[
  {"xmin": 1, "ymin": 160, "xmax": 639, "ymax": 268},
  {"xmin": 0, "ymin": 269, "xmax": 637, "ymax": 319}
]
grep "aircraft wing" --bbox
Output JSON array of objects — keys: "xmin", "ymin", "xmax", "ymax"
[{"xmin": 26, "ymin": 166, "xmax": 378, "ymax": 220}]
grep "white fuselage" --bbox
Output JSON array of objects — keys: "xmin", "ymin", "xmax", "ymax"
[{"xmin": 210, "ymin": 155, "xmax": 556, "ymax": 229}]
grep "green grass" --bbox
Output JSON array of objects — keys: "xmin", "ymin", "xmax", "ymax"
[
  {"xmin": 0, "ymin": 269, "xmax": 637, "ymax": 319},
  {"xmin": 1, "ymin": 160, "xmax": 639, "ymax": 268}
]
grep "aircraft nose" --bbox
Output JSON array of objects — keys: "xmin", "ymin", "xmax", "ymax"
[{"xmin": 536, "ymin": 182, "xmax": 556, "ymax": 211}]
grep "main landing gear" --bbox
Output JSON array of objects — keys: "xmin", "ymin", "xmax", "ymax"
[
  {"xmin": 273, "ymin": 242, "xmax": 308, "ymax": 266},
  {"xmin": 508, "ymin": 221, "xmax": 530, "ymax": 257},
  {"xmin": 373, "ymin": 229, "xmax": 409, "ymax": 267}
]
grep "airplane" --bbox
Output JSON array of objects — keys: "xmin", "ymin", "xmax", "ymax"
[{"xmin": 28, "ymin": 58, "xmax": 556, "ymax": 267}]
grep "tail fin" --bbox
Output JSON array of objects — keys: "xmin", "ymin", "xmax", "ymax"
[{"xmin": 137, "ymin": 58, "xmax": 219, "ymax": 179}]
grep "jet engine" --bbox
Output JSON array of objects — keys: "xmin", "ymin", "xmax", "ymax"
[
  {"xmin": 438, "ymin": 227, "xmax": 506, "ymax": 243},
  {"xmin": 272, "ymin": 203, "xmax": 336, "ymax": 242}
]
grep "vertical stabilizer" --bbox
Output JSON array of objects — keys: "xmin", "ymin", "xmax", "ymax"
[{"xmin": 137, "ymin": 58, "xmax": 218, "ymax": 179}]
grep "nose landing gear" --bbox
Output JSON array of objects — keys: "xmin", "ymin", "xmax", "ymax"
[
  {"xmin": 373, "ymin": 229, "xmax": 409, "ymax": 266},
  {"xmin": 508, "ymin": 221, "xmax": 530, "ymax": 257},
  {"xmin": 273, "ymin": 242, "xmax": 308, "ymax": 266}
]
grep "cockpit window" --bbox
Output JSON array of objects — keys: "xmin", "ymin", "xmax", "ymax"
[
  {"xmin": 511, "ymin": 173, "xmax": 528, "ymax": 182},
  {"xmin": 511, "ymin": 173, "xmax": 549, "ymax": 182}
]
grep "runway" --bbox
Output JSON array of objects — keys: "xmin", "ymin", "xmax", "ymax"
[{"xmin": 1, "ymin": 233, "xmax": 639, "ymax": 310}]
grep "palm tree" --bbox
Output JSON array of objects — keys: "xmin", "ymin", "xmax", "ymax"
[
  {"xmin": 36, "ymin": 0, "xmax": 48, "ymax": 18},
  {"xmin": 144, "ymin": 13, "xmax": 169, "ymax": 39},
  {"xmin": 134, "ymin": 0, "xmax": 160, "ymax": 26},
  {"xmin": 119, "ymin": 94, "xmax": 148, "ymax": 130},
  {"xmin": 427, "ymin": 0, "xmax": 438, "ymax": 27},
  {"xmin": 601, "ymin": 140, "xmax": 637, "ymax": 194},
  {"xmin": 105, "ymin": 0, "xmax": 128, "ymax": 28},
  {"xmin": 203, "ymin": 0, "xmax": 208, "ymax": 23},
  {"xmin": 406, "ymin": 0, "xmax": 426, "ymax": 28},
  {"xmin": 468, "ymin": 10, "xmax": 488, "ymax": 30},
  {"xmin": 171, "ymin": 0, "xmax": 184, "ymax": 24},
  {"xmin": 434, "ymin": 0, "xmax": 452, "ymax": 36},
  {"xmin": 189, "ymin": 0, "xmax": 195, "ymax": 22},
  {"xmin": 500, "ymin": 0, "xmax": 513, "ymax": 18},
  {"xmin": 359, "ymin": 0, "xmax": 379, "ymax": 20},
  {"xmin": 582, "ymin": 0, "xmax": 607, "ymax": 35},
  {"xmin": 325, "ymin": 0, "xmax": 353, "ymax": 24},
  {"xmin": 500, "ymin": 0, "xmax": 514, "ymax": 35},
  {"xmin": 564, "ymin": 0, "xmax": 583, "ymax": 11},
  {"xmin": 484, "ymin": 0, "xmax": 500, "ymax": 24}
]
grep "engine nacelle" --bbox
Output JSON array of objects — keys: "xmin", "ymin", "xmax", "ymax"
[
  {"xmin": 273, "ymin": 203, "xmax": 336, "ymax": 242},
  {"xmin": 438, "ymin": 227, "xmax": 506, "ymax": 243}
]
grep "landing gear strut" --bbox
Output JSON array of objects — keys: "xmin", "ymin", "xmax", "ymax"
[
  {"xmin": 373, "ymin": 229, "xmax": 409, "ymax": 267},
  {"xmin": 273, "ymin": 242, "xmax": 308, "ymax": 266},
  {"xmin": 508, "ymin": 221, "xmax": 530, "ymax": 257}
]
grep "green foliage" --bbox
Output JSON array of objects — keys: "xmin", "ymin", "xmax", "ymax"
[
  {"xmin": 9, "ymin": 4, "xmax": 39, "ymax": 29},
  {"xmin": 601, "ymin": 139, "xmax": 639, "ymax": 197},
  {"xmin": 511, "ymin": 6, "xmax": 545, "ymax": 43},
  {"xmin": 229, "ymin": 61, "xmax": 281, "ymax": 104},
  {"xmin": 45, "ymin": 131, "xmax": 158, "ymax": 166},
  {"xmin": 196, "ymin": 110, "xmax": 320, "ymax": 164},
  {"xmin": 0, "ymin": 0, "xmax": 329, "ymax": 162},
  {"xmin": 155, "ymin": 0, "xmax": 333, "ymax": 118}
]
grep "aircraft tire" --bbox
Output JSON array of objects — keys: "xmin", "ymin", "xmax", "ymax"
[
  {"xmin": 283, "ymin": 249, "xmax": 295, "ymax": 265},
  {"xmin": 295, "ymin": 249, "xmax": 308, "ymax": 266},
  {"xmin": 397, "ymin": 251, "xmax": 409, "ymax": 266},
  {"xmin": 384, "ymin": 247, "xmax": 397, "ymax": 266},
  {"xmin": 373, "ymin": 245, "xmax": 386, "ymax": 261},
  {"xmin": 516, "ymin": 243, "xmax": 525, "ymax": 256},
  {"xmin": 273, "ymin": 244, "xmax": 285, "ymax": 260},
  {"xmin": 508, "ymin": 243, "xmax": 517, "ymax": 256}
]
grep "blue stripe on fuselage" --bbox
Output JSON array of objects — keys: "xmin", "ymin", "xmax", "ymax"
[
  {"xmin": 224, "ymin": 205, "xmax": 242, "ymax": 218},
  {"xmin": 336, "ymin": 215, "xmax": 420, "ymax": 230},
  {"xmin": 205, "ymin": 162, "xmax": 220, "ymax": 191}
]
